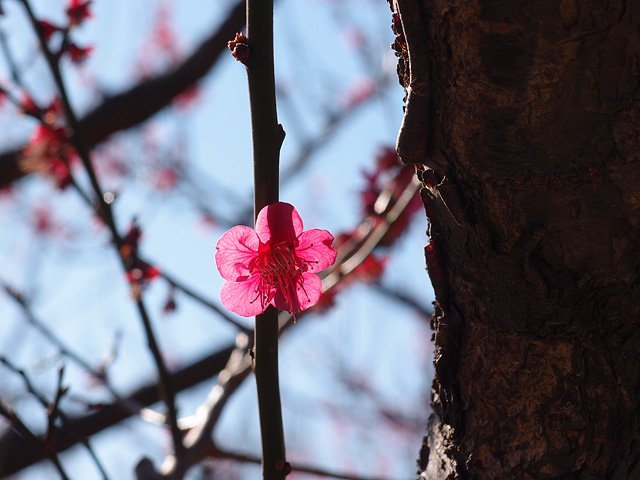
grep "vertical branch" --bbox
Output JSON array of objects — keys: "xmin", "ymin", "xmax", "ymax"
[
  {"xmin": 245, "ymin": 0, "xmax": 287, "ymax": 478},
  {"xmin": 253, "ymin": 307, "xmax": 285, "ymax": 479},
  {"xmin": 246, "ymin": 0, "xmax": 281, "ymax": 212}
]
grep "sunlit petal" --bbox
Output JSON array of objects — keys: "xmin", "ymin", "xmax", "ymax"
[
  {"xmin": 220, "ymin": 275, "xmax": 272, "ymax": 317},
  {"xmin": 295, "ymin": 229, "xmax": 337, "ymax": 272},
  {"xmin": 272, "ymin": 272, "xmax": 322, "ymax": 313},
  {"xmin": 215, "ymin": 225, "xmax": 259, "ymax": 281},
  {"xmin": 255, "ymin": 202, "xmax": 303, "ymax": 244}
]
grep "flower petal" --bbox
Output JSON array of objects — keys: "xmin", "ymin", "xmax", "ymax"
[
  {"xmin": 220, "ymin": 276, "xmax": 272, "ymax": 317},
  {"xmin": 295, "ymin": 229, "xmax": 337, "ymax": 272},
  {"xmin": 215, "ymin": 225, "xmax": 259, "ymax": 281},
  {"xmin": 255, "ymin": 202, "xmax": 303, "ymax": 245},
  {"xmin": 272, "ymin": 272, "xmax": 322, "ymax": 313}
]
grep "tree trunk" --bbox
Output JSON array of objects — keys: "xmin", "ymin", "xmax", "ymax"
[{"xmin": 391, "ymin": 0, "xmax": 640, "ymax": 478}]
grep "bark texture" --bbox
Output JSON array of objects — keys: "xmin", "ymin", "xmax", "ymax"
[{"xmin": 391, "ymin": 0, "xmax": 640, "ymax": 478}]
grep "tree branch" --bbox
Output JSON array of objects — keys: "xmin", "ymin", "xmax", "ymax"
[
  {"xmin": 0, "ymin": 0, "xmax": 245, "ymax": 189},
  {"xmin": 0, "ymin": 345, "xmax": 235, "ymax": 476},
  {"xmin": 0, "ymin": 400, "xmax": 71, "ymax": 480},
  {"xmin": 243, "ymin": 0, "xmax": 287, "ymax": 476},
  {"xmin": 214, "ymin": 445, "xmax": 404, "ymax": 480},
  {"xmin": 18, "ymin": 0, "xmax": 190, "ymax": 455},
  {"xmin": 0, "ymin": 359, "xmax": 111, "ymax": 480}
]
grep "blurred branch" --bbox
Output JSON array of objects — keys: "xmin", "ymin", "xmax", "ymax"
[
  {"xmin": 157, "ymin": 265, "xmax": 252, "ymax": 335},
  {"xmin": 334, "ymin": 363, "xmax": 424, "ymax": 438},
  {"xmin": 214, "ymin": 445, "xmax": 404, "ymax": 480},
  {"xmin": 0, "ymin": 0, "xmax": 246, "ymax": 188},
  {"xmin": 326, "ymin": 175, "xmax": 422, "ymax": 288},
  {"xmin": 0, "ymin": 400, "xmax": 71, "ymax": 480},
  {"xmin": 238, "ymin": 73, "xmax": 392, "ymax": 226},
  {"xmin": 0, "ymin": 28, "xmax": 25, "ymax": 88},
  {"xmin": 45, "ymin": 365, "xmax": 67, "ymax": 445},
  {"xmin": 148, "ymin": 333, "xmax": 254, "ymax": 479},
  {"xmin": 280, "ymin": 75, "xmax": 391, "ymax": 187},
  {"xmin": 19, "ymin": 0, "xmax": 185, "ymax": 455},
  {"xmin": 0, "ymin": 358, "xmax": 111, "ymax": 480},
  {"xmin": 372, "ymin": 283, "xmax": 433, "ymax": 319},
  {"xmin": 0, "ymin": 345, "xmax": 235, "ymax": 476},
  {"xmin": 1, "ymin": 280, "xmax": 103, "ymax": 380},
  {"xmin": 0, "ymin": 279, "xmax": 170, "ymax": 427}
]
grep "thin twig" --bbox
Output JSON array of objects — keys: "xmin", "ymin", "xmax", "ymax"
[
  {"xmin": 0, "ymin": 345, "xmax": 236, "ymax": 477},
  {"xmin": 0, "ymin": 398, "xmax": 71, "ymax": 480},
  {"xmin": 0, "ymin": 0, "xmax": 248, "ymax": 189},
  {"xmin": 44, "ymin": 365, "xmax": 67, "ymax": 444},
  {"xmin": 372, "ymin": 283, "xmax": 433, "ymax": 319},
  {"xmin": 0, "ymin": 357, "xmax": 112, "ymax": 479},
  {"xmin": 1, "ymin": 281, "xmax": 93, "ymax": 375},
  {"xmin": 157, "ymin": 267, "xmax": 252, "ymax": 335},
  {"xmin": 18, "ymin": 0, "xmax": 184, "ymax": 454},
  {"xmin": 0, "ymin": 27, "xmax": 25, "ymax": 88},
  {"xmin": 214, "ymin": 445, "xmax": 406, "ymax": 480},
  {"xmin": 0, "ymin": 278, "xmax": 156, "ymax": 421}
]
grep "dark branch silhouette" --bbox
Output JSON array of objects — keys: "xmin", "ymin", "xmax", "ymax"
[
  {"xmin": 0, "ymin": 0, "xmax": 245, "ymax": 188},
  {"xmin": 0, "ymin": 345, "xmax": 235, "ymax": 476}
]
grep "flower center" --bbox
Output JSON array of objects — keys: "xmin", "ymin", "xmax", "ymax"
[
  {"xmin": 248, "ymin": 241, "xmax": 309, "ymax": 314},
  {"xmin": 258, "ymin": 243, "xmax": 299, "ymax": 282}
]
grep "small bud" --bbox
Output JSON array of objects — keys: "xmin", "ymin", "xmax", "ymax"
[{"xmin": 228, "ymin": 32, "xmax": 250, "ymax": 64}]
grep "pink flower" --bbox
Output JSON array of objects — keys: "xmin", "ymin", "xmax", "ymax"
[{"xmin": 215, "ymin": 202, "xmax": 337, "ymax": 318}]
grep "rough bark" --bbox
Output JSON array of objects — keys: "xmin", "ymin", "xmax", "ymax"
[{"xmin": 391, "ymin": 0, "xmax": 640, "ymax": 478}]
